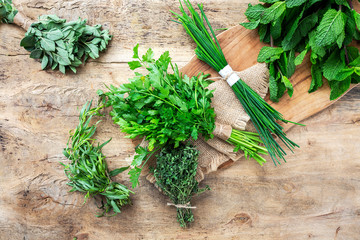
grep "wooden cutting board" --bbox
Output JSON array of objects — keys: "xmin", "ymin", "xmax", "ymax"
[
  {"xmin": 179, "ymin": 22, "xmax": 359, "ymax": 170},
  {"xmin": 180, "ymin": 27, "xmax": 359, "ymax": 133}
]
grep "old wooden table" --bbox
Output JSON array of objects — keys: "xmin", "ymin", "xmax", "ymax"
[{"xmin": 1, "ymin": 1, "xmax": 359, "ymax": 239}]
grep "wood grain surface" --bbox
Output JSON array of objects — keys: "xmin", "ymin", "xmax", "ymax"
[{"xmin": 0, "ymin": 1, "xmax": 359, "ymax": 239}]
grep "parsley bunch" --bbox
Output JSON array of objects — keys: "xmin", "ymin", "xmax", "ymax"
[
  {"xmin": 62, "ymin": 101, "xmax": 133, "ymax": 217},
  {"xmin": 20, "ymin": 15, "xmax": 111, "ymax": 74},
  {"xmin": 99, "ymin": 45, "xmax": 216, "ymax": 187},
  {"xmin": 242, "ymin": 0, "xmax": 360, "ymax": 101},
  {"xmin": 153, "ymin": 142, "xmax": 209, "ymax": 228},
  {"xmin": 0, "ymin": 0, "xmax": 17, "ymax": 23}
]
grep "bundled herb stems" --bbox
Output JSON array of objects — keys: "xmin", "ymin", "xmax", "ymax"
[
  {"xmin": 152, "ymin": 143, "xmax": 209, "ymax": 228},
  {"xmin": 19, "ymin": 15, "xmax": 112, "ymax": 74},
  {"xmin": 172, "ymin": 0, "xmax": 302, "ymax": 165},
  {"xmin": 0, "ymin": 0, "xmax": 17, "ymax": 23},
  {"xmin": 62, "ymin": 101, "xmax": 133, "ymax": 217},
  {"xmin": 227, "ymin": 129, "xmax": 268, "ymax": 165},
  {"xmin": 99, "ymin": 45, "xmax": 268, "ymax": 188},
  {"xmin": 1, "ymin": 0, "xmax": 111, "ymax": 74}
]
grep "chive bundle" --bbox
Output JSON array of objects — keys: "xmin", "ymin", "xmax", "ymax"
[
  {"xmin": 172, "ymin": 0, "xmax": 302, "ymax": 165},
  {"xmin": 227, "ymin": 129, "xmax": 268, "ymax": 166}
]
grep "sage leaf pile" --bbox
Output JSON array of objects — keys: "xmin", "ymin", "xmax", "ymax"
[
  {"xmin": 242, "ymin": 0, "xmax": 360, "ymax": 101},
  {"xmin": 152, "ymin": 142, "xmax": 209, "ymax": 228},
  {"xmin": 62, "ymin": 101, "xmax": 133, "ymax": 217},
  {"xmin": 20, "ymin": 15, "xmax": 111, "ymax": 74},
  {"xmin": 0, "ymin": 0, "xmax": 17, "ymax": 23}
]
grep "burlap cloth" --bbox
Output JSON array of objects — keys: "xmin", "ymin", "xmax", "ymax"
[{"xmin": 127, "ymin": 63, "xmax": 269, "ymax": 184}]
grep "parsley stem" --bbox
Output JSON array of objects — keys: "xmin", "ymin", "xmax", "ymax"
[{"xmin": 133, "ymin": 90, "xmax": 181, "ymax": 111}]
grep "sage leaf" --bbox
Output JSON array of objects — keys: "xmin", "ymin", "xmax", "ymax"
[
  {"xmin": 20, "ymin": 15, "xmax": 112, "ymax": 73},
  {"xmin": 47, "ymin": 29, "xmax": 64, "ymax": 41},
  {"xmin": 41, "ymin": 54, "xmax": 49, "ymax": 69},
  {"xmin": 40, "ymin": 38, "xmax": 56, "ymax": 52}
]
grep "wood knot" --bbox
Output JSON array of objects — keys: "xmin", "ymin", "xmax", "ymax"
[
  {"xmin": 74, "ymin": 233, "xmax": 89, "ymax": 240},
  {"xmin": 352, "ymin": 118, "xmax": 360, "ymax": 126},
  {"xmin": 226, "ymin": 213, "xmax": 252, "ymax": 226},
  {"xmin": 282, "ymin": 182, "xmax": 296, "ymax": 193}
]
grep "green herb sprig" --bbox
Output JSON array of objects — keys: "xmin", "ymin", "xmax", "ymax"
[
  {"xmin": 242, "ymin": 0, "xmax": 360, "ymax": 101},
  {"xmin": 99, "ymin": 45, "xmax": 216, "ymax": 187},
  {"xmin": 172, "ymin": 0, "xmax": 302, "ymax": 165},
  {"xmin": 228, "ymin": 129, "xmax": 268, "ymax": 166},
  {"xmin": 0, "ymin": 0, "xmax": 17, "ymax": 23},
  {"xmin": 153, "ymin": 142, "xmax": 209, "ymax": 228},
  {"xmin": 62, "ymin": 101, "xmax": 132, "ymax": 217},
  {"xmin": 20, "ymin": 15, "xmax": 112, "ymax": 74}
]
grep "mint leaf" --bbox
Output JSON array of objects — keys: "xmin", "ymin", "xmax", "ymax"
[
  {"xmin": 335, "ymin": 0, "xmax": 350, "ymax": 8},
  {"xmin": 257, "ymin": 46, "xmax": 284, "ymax": 63},
  {"xmin": 323, "ymin": 49, "xmax": 346, "ymax": 80},
  {"xmin": 347, "ymin": 46, "xmax": 360, "ymax": 62},
  {"xmin": 336, "ymin": 29, "xmax": 345, "ymax": 48},
  {"xmin": 285, "ymin": 0, "xmax": 307, "ymax": 8},
  {"xmin": 299, "ymin": 13, "xmax": 319, "ymax": 37},
  {"xmin": 281, "ymin": 6, "xmax": 305, "ymax": 51},
  {"xmin": 240, "ymin": 20, "xmax": 260, "ymax": 30},
  {"xmin": 244, "ymin": 4, "xmax": 265, "ymax": 21},
  {"xmin": 349, "ymin": 56, "xmax": 360, "ymax": 67},
  {"xmin": 315, "ymin": 9, "xmax": 345, "ymax": 47},
  {"xmin": 270, "ymin": 13, "xmax": 285, "ymax": 39},
  {"xmin": 309, "ymin": 62, "xmax": 323, "ymax": 93},
  {"xmin": 352, "ymin": 9, "xmax": 360, "ymax": 30},
  {"xmin": 268, "ymin": 63, "xmax": 279, "ymax": 102},
  {"xmin": 334, "ymin": 68, "xmax": 355, "ymax": 81},
  {"xmin": 260, "ymin": 2, "xmax": 286, "ymax": 24},
  {"xmin": 309, "ymin": 30, "xmax": 326, "ymax": 57},
  {"xmin": 329, "ymin": 77, "xmax": 351, "ymax": 100},
  {"xmin": 269, "ymin": 75, "xmax": 279, "ymax": 102},
  {"xmin": 281, "ymin": 75, "xmax": 293, "ymax": 97},
  {"xmin": 295, "ymin": 48, "xmax": 308, "ymax": 66}
]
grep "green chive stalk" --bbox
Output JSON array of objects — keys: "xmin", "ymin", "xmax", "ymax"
[
  {"xmin": 227, "ymin": 129, "xmax": 268, "ymax": 166},
  {"xmin": 172, "ymin": 0, "xmax": 303, "ymax": 165}
]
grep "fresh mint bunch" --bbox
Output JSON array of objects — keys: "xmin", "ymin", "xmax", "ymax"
[
  {"xmin": 152, "ymin": 142, "xmax": 209, "ymax": 228},
  {"xmin": 0, "ymin": 0, "xmax": 17, "ymax": 23},
  {"xmin": 242, "ymin": 0, "xmax": 360, "ymax": 101},
  {"xmin": 20, "ymin": 15, "xmax": 111, "ymax": 74},
  {"xmin": 99, "ymin": 44, "xmax": 216, "ymax": 187}
]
